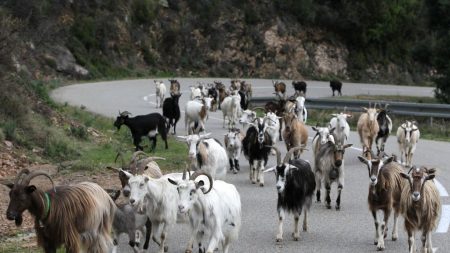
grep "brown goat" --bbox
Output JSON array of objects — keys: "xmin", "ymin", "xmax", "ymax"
[
  {"xmin": 358, "ymin": 155, "xmax": 405, "ymax": 251},
  {"xmin": 273, "ymin": 80, "xmax": 286, "ymax": 99},
  {"xmin": 4, "ymin": 169, "xmax": 115, "ymax": 253},
  {"xmin": 400, "ymin": 166, "xmax": 441, "ymax": 253},
  {"xmin": 282, "ymin": 112, "xmax": 308, "ymax": 159},
  {"xmin": 357, "ymin": 107, "xmax": 380, "ymax": 159},
  {"xmin": 169, "ymin": 79, "xmax": 180, "ymax": 95},
  {"xmin": 215, "ymin": 81, "xmax": 229, "ymax": 110}
]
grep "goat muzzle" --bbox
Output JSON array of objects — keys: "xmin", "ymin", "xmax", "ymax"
[{"xmin": 335, "ymin": 160, "xmax": 342, "ymax": 167}]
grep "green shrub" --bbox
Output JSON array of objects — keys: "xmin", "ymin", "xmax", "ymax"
[
  {"xmin": 2, "ymin": 120, "xmax": 17, "ymax": 141},
  {"xmin": 69, "ymin": 125, "xmax": 89, "ymax": 140},
  {"xmin": 44, "ymin": 136, "xmax": 79, "ymax": 161},
  {"xmin": 0, "ymin": 128, "xmax": 4, "ymax": 142},
  {"xmin": 131, "ymin": 0, "xmax": 158, "ymax": 26}
]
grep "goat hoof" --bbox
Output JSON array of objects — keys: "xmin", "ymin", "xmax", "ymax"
[
  {"xmin": 292, "ymin": 232, "xmax": 299, "ymax": 241},
  {"xmin": 335, "ymin": 205, "xmax": 340, "ymax": 210},
  {"xmin": 259, "ymin": 183, "xmax": 264, "ymax": 187},
  {"xmin": 392, "ymin": 234, "xmax": 398, "ymax": 241},
  {"xmin": 376, "ymin": 244, "xmax": 385, "ymax": 251},
  {"xmin": 251, "ymin": 181, "xmax": 256, "ymax": 184},
  {"xmin": 326, "ymin": 204, "xmax": 331, "ymax": 209},
  {"xmin": 185, "ymin": 250, "xmax": 192, "ymax": 253},
  {"xmin": 276, "ymin": 237, "xmax": 283, "ymax": 242},
  {"xmin": 164, "ymin": 246, "xmax": 169, "ymax": 252}
]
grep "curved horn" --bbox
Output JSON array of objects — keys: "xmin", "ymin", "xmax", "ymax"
[
  {"xmin": 283, "ymin": 146, "xmax": 306, "ymax": 164},
  {"xmin": 14, "ymin": 169, "xmax": 31, "ymax": 185},
  {"xmin": 131, "ymin": 151, "xmax": 148, "ymax": 163},
  {"xmin": 407, "ymin": 165, "xmax": 416, "ymax": 174},
  {"xmin": 114, "ymin": 151, "xmax": 126, "ymax": 168},
  {"xmin": 190, "ymin": 171, "xmax": 213, "ymax": 194},
  {"xmin": 120, "ymin": 111, "xmax": 131, "ymax": 116},
  {"xmin": 182, "ymin": 169, "xmax": 187, "ymax": 180},
  {"xmin": 23, "ymin": 171, "xmax": 56, "ymax": 193},
  {"xmin": 148, "ymin": 157, "xmax": 166, "ymax": 161}
]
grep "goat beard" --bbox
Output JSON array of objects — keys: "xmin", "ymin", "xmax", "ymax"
[{"xmin": 15, "ymin": 215, "xmax": 23, "ymax": 226}]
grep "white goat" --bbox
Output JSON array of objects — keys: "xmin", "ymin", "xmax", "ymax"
[
  {"xmin": 224, "ymin": 128, "xmax": 243, "ymax": 174},
  {"xmin": 396, "ymin": 121, "xmax": 420, "ymax": 167},
  {"xmin": 239, "ymin": 109, "xmax": 257, "ymax": 131},
  {"xmin": 264, "ymin": 111, "xmax": 281, "ymax": 155},
  {"xmin": 123, "ymin": 171, "xmax": 183, "ymax": 253},
  {"xmin": 329, "ymin": 112, "xmax": 351, "ymax": 145},
  {"xmin": 220, "ymin": 93, "xmax": 241, "ymax": 128},
  {"xmin": 190, "ymin": 86, "xmax": 203, "ymax": 100},
  {"xmin": 294, "ymin": 96, "xmax": 307, "ymax": 123},
  {"xmin": 168, "ymin": 171, "xmax": 241, "ymax": 253},
  {"xmin": 177, "ymin": 133, "xmax": 228, "ymax": 179},
  {"xmin": 155, "ymin": 80, "xmax": 166, "ymax": 108},
  {"xmin": 311, "ymin": 126, "xmax": 335, "ymax": 157}
]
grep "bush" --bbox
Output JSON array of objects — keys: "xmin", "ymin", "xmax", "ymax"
[
  {"xmin": 44, "ymin": 135, "xmax": 79, "ymax": 161},
  {"xmin": 131, "ymin": 0, "xmax": 158, "ymax": 26}
]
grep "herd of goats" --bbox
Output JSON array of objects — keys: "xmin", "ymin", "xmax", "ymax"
[{"xmin": 3, "ymin": 79, "xmax": 441, "ymax": 253}]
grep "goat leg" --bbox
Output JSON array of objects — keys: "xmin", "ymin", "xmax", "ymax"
[
  {"xmin": 325, "ymin": 184, "xmax": 331, "ymax": 209},
  {"xmin": 234, "ymin": 159, "xmax": 240, "ymax": 171},
  {"xmin": 292, "ymin": 212, "xmax": 300, "ymax": 241},
  {"xmin": 372, "ymin": 210, "xmax": 379, "ymax": 245},
  {"xmin": 276, "ymin": 209, "xmax": 284, "ymax": 242},
  {"xmin": 336, "ymin": 184, "xmax": 343, "ymax": 210}
]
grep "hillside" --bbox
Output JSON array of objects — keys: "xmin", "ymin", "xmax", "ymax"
[{"xmin": 1, "ymin": 0, "xmax": 444, "ymax": 83}]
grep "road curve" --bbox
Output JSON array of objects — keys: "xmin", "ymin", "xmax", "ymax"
[{"xmin": 51, "ymin": 79, "xmax": 447, "ymax": 253}]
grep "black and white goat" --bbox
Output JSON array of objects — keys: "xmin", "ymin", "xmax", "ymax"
[
  {"xmin": 177, "ymin": 133, "xmax": 228, "ymax": 179},
  {"xmin": 242, "ymin": 117, "xmax": 273, "ymax": 186},
  {"xmin": 265, "ymin": 147, "xmax": 316, "ymax": 242},
  {"xmin": 375, "ymin": 104, "xmax": 393, "ymax": 155},
  {"xmin": 114, "ymin": 111, "xmax": 168, "ymax": 151}
]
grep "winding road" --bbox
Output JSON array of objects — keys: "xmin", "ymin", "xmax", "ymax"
[{"xmin": 52, "ymin": 79, "xmax": 448, "ymax": 253}]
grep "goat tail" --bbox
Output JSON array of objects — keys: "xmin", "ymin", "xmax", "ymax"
[{"xmin": 158, "ymin": 116, "xmax": 168, "ymax": 141}]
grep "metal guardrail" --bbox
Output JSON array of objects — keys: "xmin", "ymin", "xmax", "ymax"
[{"xmin": 251, "ymin": 97, "xmax": 450, "ymax": 119}]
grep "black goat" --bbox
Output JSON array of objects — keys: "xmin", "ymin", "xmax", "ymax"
[
  {"xmin": 375, "ymin": 105, "xmax": 392, "ymax": 155},
  {"xmin": 238, "ymin": 90, "xmax": 249, "ymax": 110},
  {"xmin": 207, "ymin": 84, "xmax": 218, "ymax": 111},
  {"xmin": 242, "ymin": 117, "xmax": 272, "ymax": 186},
  {"xmin": 114, "ymin": 111, "xmax": 168, "ymax": 151},
  {"xmin": 330, "ymin": 80, "xmax": 343, "ymax": 96},
  {"xmin": 292, "ymin": 81, "xmax": 307, "ymax": 96},
  {"xmin": 266, "ymin": 146, "xmax": 315, "ymax": 242},
  {"xmin": 163, "ymin": 93, "xmax": 182, "ymax": 135}
]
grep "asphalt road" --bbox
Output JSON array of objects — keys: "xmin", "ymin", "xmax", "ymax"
[{"xmin": 51, "ymin": 79, "xmax": 448, "ymax": 253}]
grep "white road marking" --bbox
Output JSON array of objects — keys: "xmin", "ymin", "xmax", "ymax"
[
  {"xmin": 436, "ymin": 205, "xmax": 450, "ymax": 233},
  {"xmin": 435, "ymin": 180, "xmax": 449, "ymax": 197}
]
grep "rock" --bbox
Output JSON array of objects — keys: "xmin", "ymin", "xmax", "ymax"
[
  {"xmin": 49, "ymin": 46, "xmax": 89, "ymax": 77},
  {"xmin": 4, "ymin": 141, "xmax": 13, "ymax": 148}
]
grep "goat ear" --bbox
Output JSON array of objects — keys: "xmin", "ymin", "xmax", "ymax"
[
  {"xmin": 176, "ymin": 136, "xmax": 187, "ymax": 141},
  {"xmin": 167, "ymin": 178, "xmax": 178, "ymax": 186},
  {"xmin": 384, "ymin": 156, "xmax": 394, "ymax": 164},
  {"xmin": 357, "ymin": 156, "xmax": 368, "ymax": 164},
  {"xmin": 362, "ymin": 107, "xmax": 368, "ymax": 111},
  {"xmin": 2, "ymin": 182, "xmax": 14, "ymax": 189},
  {"xmin": 343, "ymin": 144, "xmax": 353, "ymax": 149},
  {"xmin": 331, "ymin": 113, "xmax": 338, "ymax": 117},
  {"xmin": 400, "ymin": 173, "xmax": 410, "ymax": 180},
  {"xmin": 345, "ymin": 113, "xmax": 353, "ymax": 118},
  {"xmin": 427, "ymin": 168, "xmax": 437, "ymax": 174},
  {"xmin": 26, "ymin": 185, "xmax": 37, "ymax": 193},
  {"xmin": 312, "ymin": 126, "xmax": 318, "ymax": 131},
  {"xmin": 263, "ymin": 166, "xmax": 276, "ymax": 173},
  {"xmin": 329, "ymin": 127, "xmax": 336, "ymax": 133},
  {"xmin": 426, "ymin": 174, "xmax": 435, "ymax": 181}
]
